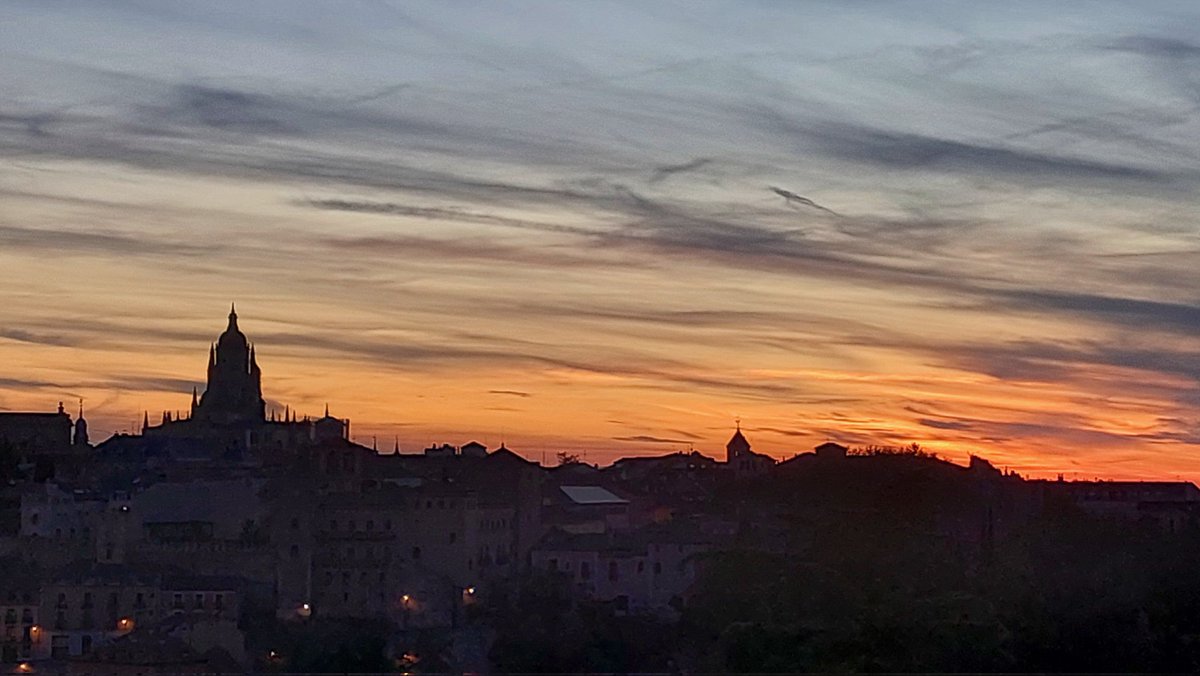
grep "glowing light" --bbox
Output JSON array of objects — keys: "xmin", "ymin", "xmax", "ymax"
[{"xmin": 117, "ymin": 617, "xmax": 134, "ymax": 630}]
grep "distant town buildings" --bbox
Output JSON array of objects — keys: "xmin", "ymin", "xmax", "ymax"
[{"xmin": 1, "ymin": 307, "xmax": 1197, "ymax": 669}]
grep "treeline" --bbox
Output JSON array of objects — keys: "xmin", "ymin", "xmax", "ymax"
[
  {"xmin": 680, "ymin": 505, "xmax": 1200, "ymax": 672},
  {"xmin": 484, "ymin": 455, "xmax": 1200, "ymax": 672}
]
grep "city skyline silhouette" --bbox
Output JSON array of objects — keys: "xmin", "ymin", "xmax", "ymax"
[{"xmin": 5, "ymin": 4, "xmax": 1200, "ymax": 673}]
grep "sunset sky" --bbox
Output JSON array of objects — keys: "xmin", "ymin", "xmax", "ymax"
[{"xmin": 3, "ymin": 1, "xmax": 1200, "ymax": 478}]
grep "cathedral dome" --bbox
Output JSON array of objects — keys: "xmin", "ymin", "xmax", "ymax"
[{"xmin": 216, "ymin": 304, "xmax": 249, "ymax": 352}]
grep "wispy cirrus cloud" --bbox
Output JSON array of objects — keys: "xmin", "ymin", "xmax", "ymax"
[{"xmin": 4, "ymin": 2, "xmax": 1200, "ymax": 477}]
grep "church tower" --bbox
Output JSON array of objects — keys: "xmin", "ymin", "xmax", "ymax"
[
  {"xmin": 193, "ymin": 305, "xmax": 266, "ymax": 424},
  {"xmin": 73, "ymin": 400, "xmax": 89, "ymax": 446},
  {"xmin": 726, "ymin": 422, "xmax": 750, "ymax": 463}
]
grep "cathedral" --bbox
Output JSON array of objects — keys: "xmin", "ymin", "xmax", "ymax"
[{"xmin": 138, "ymin": 306, "xmax": 350, "ymax": 463}]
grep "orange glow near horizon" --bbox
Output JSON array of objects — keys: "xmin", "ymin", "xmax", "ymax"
[{"xmin": 0, "ymin": 293, "xmax": 1196, "ymax": 482}]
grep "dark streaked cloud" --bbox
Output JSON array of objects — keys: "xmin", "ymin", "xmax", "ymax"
[
  {"xmin": 769, "ymin": 186, "xmax": 839, "ymax": 215},
  {"xmin": 612, "ymin": 435, "xmax": 697, "ymax": 445},
  {"xmin": 993, "ymin": 290, "xmax": 1200, "ymax": 335},
  {"xmin": 488, "ymin": 390, "xmax": 531, "ymax": 398},
  {"xmin": 1102, "ymin": 36, "xmax": 1200, "ymax": 59},
  {"xmin": 649, "ymin": 158, "xmax": 713, "ymax": 184},
  {"xmin": 796, "ymin": 120, "xmax": 1167, "ymax": 182}
]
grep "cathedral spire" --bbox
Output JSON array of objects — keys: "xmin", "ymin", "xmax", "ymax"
[{"xmin": 142, "ymin": 411, "xmax": 149, "ymax": 433}]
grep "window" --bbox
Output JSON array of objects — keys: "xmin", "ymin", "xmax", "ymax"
[
  {"xmin": 548, "ymin": 558, "xmax": 558, "ymax": 571},
  {"xmin": 173, "ymin": 593, "xmax": 183, "ymax": 609},
  {"xmin": 449, "ymin": 532, "xmax": 457, "ymax": 544},
  {"xmin": 349, "ymin": 520, "xmax": 356, "ymax": 531},
  {"xmin": 366, "ymin": 520, "xmax": 374, "ymax": 531},
  {"xmin": 82, "ymin": 592, "xmax": 93, "ymax": 609},
  {"xmin": 412, "ymin": 546, "xmax": 422, "ymax": 560},
  {"xmin": 214, "ymin": 594, "xmax": 223, "ymax": 611},
  {"xmin": 637, "ymin": 561, "xmax": 645, "ymax": 574},
  {"xmin": 654, "ymin": 562, "xmax": 662, "ymax": 574},
  {"xmin": 194, "ymin": 594, "xmax": 204, "ymax": 609},
  {"xmin": 609, "ymin": 561, "xmax": 619, "ymax": 581},
  {"xmin": 81, "ymin": 635, "xmax": 93, "ymax": 654},
  {"xmin": 56, "ymin": 593, "xmax": 67, "ymax": 609},
  {"xmin": 290, "ymin": 517, "xmax": 300, "ymax": 529},
  {"xmin": 290, "ymin": 545, "xmax": 300, "ymax": 559},
  {"xmin": 330, "ymin": 520, "xmax": 337, "ymax": 531},
  {"xmin": 385, "ymin": 520, "xmax": 392, "ymax": 531},
  {"xmin": 580, "ymin": 562, "xmax": 591, "ymax": 580}
]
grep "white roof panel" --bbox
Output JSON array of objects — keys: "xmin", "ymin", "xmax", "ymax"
[{"xmin": 560, "ymin": 485, "xmax": 628, "ymax": 505}]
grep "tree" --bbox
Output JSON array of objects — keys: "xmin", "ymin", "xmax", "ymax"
[{"xmin": 555, "ymin": 451, "xmax": 582, "ymax": 466}]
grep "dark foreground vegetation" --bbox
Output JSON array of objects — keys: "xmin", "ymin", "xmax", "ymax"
[{"xmin": 484, "ymin": 455, "xmax": 1200, "ymax": 673}]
